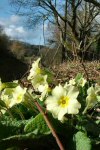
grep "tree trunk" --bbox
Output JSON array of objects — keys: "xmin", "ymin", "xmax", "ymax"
[
  {"xmin": 61, "ymin": 44, "xmax": 66, "ymax": 62},
  {"xmin": 61, "ymin": 0, "xmax": 68, "ymax": 62}
]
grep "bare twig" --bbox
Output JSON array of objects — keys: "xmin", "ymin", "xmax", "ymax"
[{"xmin": 80, "ymin": 61, "xmax": 89, "ymax": 80}]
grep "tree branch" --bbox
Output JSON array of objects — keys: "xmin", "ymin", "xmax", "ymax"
[{"xmin": 84, "ymin": 0, "xmax": 100, "ymax": 8}]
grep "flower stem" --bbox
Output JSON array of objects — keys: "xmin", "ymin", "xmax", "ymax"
[{"xmin": 34, "ymin": 100, "xmax": 65, "ymax": 150}]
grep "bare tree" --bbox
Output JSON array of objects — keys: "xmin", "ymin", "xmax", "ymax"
[
  {"xmin": 9, "ymin": 0, "xmax": 100, "ymax": 61},
  {"xmin": 84, "ymin": 0, "xmax": 100, "ymax": 8},
  {"xmin": 47, "ymin": 1, "xmax": 100, "ymax": 60}
]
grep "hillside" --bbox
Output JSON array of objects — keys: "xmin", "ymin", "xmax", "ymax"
[
  {"xmin": 0, "ymin": 40, "xmax": 47, "ymax": 82},
  {"xmin": 0, "ymin": 50, "xmax": 28, "ymax": 82},
  {"xmin": 9, "ymin": 40, "xmax": 46, "ymax": 58}
]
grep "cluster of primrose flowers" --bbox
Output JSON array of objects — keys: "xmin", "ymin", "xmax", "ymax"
[
  {"xmin": 0, "ymin": 58, "xmax": 100, "ymax": 122},
  {"xmin": 0, "ymin": 79, "xmax": 26, "ymax": 114}
]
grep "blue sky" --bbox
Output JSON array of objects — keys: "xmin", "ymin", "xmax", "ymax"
[
  {"xmin": 0, "ymin": 0, "xmax": 12, "ymax": 18},
  {"xmin": 0, "ymin": 0, "xmax": 46, "ymax": 45}
]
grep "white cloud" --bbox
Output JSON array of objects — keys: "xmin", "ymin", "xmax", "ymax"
[
  {"xmin": 10, "ymin": 15, "xmax": 21, "ymax": 23},
  {"xmin": 16, "ymin": 26, "xmax": 25, "ymax": 33},
  {"xmin": 5, "ymin": 25, "xmax": 28, "ymax": 40},
  {"xmin": 5, "ymin": 27, "xmax": 13, "ymax": 36},
  {"xmin": 0, "ymin": 14, "xmax": 45, "ymax": 45},
  {"xmin": 0, "ymin": 15, "xmax": 22, "ymax": 27}
]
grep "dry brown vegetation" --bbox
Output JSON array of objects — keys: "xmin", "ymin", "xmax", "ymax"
[{"xmin": 50, "ymin": 60, "xmax": 100, "ymax": 84}]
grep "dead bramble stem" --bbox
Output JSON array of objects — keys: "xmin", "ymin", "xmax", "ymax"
[
  {"xmin": 27, "ymin": 91, "xmax": 65, "ymax": 150},
  {"xmin": 34, "ymin": 100, "xmax": 65, "ymax": 150}
]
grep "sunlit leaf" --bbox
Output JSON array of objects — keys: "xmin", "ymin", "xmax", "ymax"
[
  {"xmin": 24, "ymin": 113, "xmax": 51, "ymax": 135},
  {"xmin": 74, "ymin": 131, "xmax": 92, "ymax": 150}
]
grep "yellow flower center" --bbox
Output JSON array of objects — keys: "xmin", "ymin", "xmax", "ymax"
[
  {"xmin": 58, "ymin": 96, "xmax": 70, "ymax": 108},
  {"xmin": 17, "ymin": 94, "xmax": 23, "ymax": 102},
  {"xmin": 36, "ymin": 68, "xmax": 41, "ymax": 74},
  {"xmin": 47, "ymin": 87, "xmax": 51, "ymax": 93}
]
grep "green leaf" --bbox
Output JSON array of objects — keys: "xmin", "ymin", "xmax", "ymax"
[
  {"xmin": 0, "ymin": 100, "xmax": 7, "ymax": 108},
  {"xmin": 0, "ymin": 133, "xmax": 57, "ymax": 150},
  {"xmin": 2, "ymin": 82, "xmax": 18, "ymax": 89},
  {"xmin": 74, "ymin": 131, "xmax": 92, "ymax": 150},
  {"xmin": 0, "ymin": 116, "xmax": 28, "ymax": 140},
  {"xmin": 83, "ymin": 119, "xmax": 100, "ymax": 137},
  {"xmin": 43, "ymin": 68, "xmax": 54, "ymax": 83},
  {"xmin": 75, "ymin": 73, "xmax": 83, "ymax": 82},
  {"xmin": 77, "ymin": 117, "xmax": 100, "ymax": 137},
  {"xmin": 24, "ymin": 113, "xmax": 51, "ymax": 135},
  {"xmin": 0, "ymin": 133, "xmax": 39, "ymax": 150}
]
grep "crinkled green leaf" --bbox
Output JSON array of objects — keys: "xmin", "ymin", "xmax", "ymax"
[
  {"xmin": 24, "ymin": 113, "xmax": 51, "ymax": 135},
  {"xmin": 74, "ymin": 131, "xmax": 92, "ymax": 150},
  {"xmin": 0, "ymin": 116, "xmax": 28, "ymax": 140}
]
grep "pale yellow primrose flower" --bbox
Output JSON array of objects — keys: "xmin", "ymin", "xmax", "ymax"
[
  {"xmin": 1, "ymin": 85, "xmax": 26, "ymax": 109},
  {"xmin": 1, "ymin": 89, "xmax": 16, "ymax": 108},
  {"xmin": 31, "ymin": 74, "xmax": 48, "ymax": 91},
  {"xmin": 27, "ymin": 58, "xmax": 48, "ymax": 92},
  {"xmin": 65, "ymin": 77, "xmax": 86, "ymax": 88},
  {"xmin": 69, "ymin": 78, "xmax": 76, "ymax": 86},
  {"xmin": 38, "ymin": 83, "xmax": 50, "ymax": 101},
  {"xmin": 12, "ymin": 85, "xmax": 26, "ymax": 104},
  {"xmin": 86, "ymin": 84, "xmax": 100, "ymax": 109},
  {"xmin": 28, "ymin": 58, "xmax": 41, "ymax": 80},
  {"xmin": 64, "ymin": 82, "xmax": 71, "ymax": 90},
  {"xmin": 1, "ymin": 93, "xmax": 12, "ymax": 108},
  {"xmin": 77, "ymin": 78, "xmax": 87, "ymax": 87},
  {"xmin": 45, "ymin": 84, "xmax": 81, "ymax": 121},
  {"xmin": 69, "ymin": 77, "xmax": 87, "ymax": 87}
]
